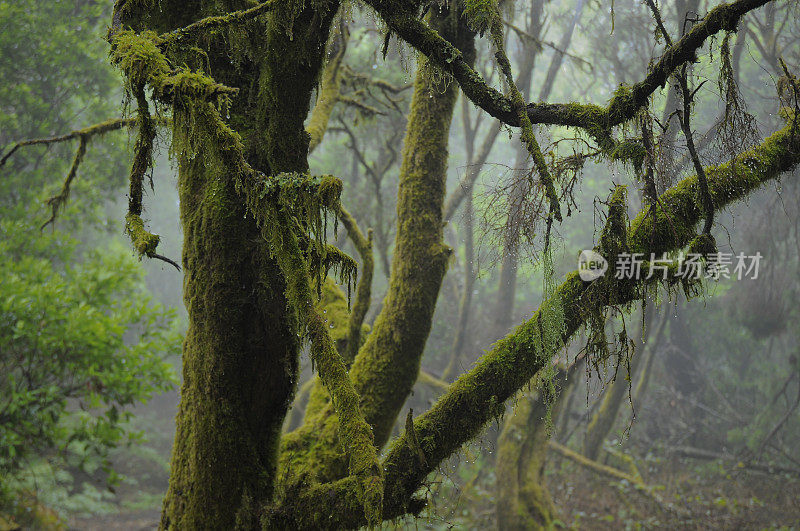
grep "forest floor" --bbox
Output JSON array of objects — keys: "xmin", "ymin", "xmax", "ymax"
[
  {"xmin": 549, "ymin": 453, "xmax": 800, "ymax": 529},
  {"xmin": 58, "ymin": 404, "xmax": 800, "ymax": 530}
]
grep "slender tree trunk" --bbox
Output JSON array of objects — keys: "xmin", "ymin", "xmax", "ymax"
[
  {"xmin": 281, "ymin": 4, "xmax": 476, "ymax": 485},
  {"xmin": 496, "ymin": 367, "xmax": 575, "ymax": 530}
]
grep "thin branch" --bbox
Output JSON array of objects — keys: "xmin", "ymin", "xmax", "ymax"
[
  {"xmin": 41, "ymin": 135, "xmax": 87, "ymax": 229},
  {"xmin": 338, "ymin": 204, "xmax": 374, "ymax": 365},
  {"xmin": 158, "ymin": 0, "xmax": 281, "ymax": 46},
  {"xmin": 502, "ymin": 19, "xmax": 592, "ymax": 70},
  {"xmin": 0, "ymin": 118, "xmax": 137, "ymax": 169},
  {"xmin": 645, "ymin": 0, "xmax": 716, "ymax": 235},
  {"xmin": 549, "ymin": 441, "xmax": 678, "ymax": 512},
  {"xmin": 671, "ymin": 445, "xmax": 800, "ymax": 477},
  {"xmin": 755, "ymin": 370, "xmax": 800, "ymax": 457}
]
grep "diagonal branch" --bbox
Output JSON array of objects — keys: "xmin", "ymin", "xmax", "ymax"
[
  {"xmin": 158, "ymin": 0, "xmax": 281, "ymax": 45},
  {"xmin": 378, "ymin": 118, "xmax": 800, "ymax": 519}
]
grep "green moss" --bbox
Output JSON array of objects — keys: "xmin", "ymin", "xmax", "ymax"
[
  {"xmin": 306, "ymin": 32, "xmax": 347, "ymax": 154},
  {"xmin": 316, "ymin": 279, "xmax": 353, "ymax": 346},
  {"xmin": 125, "ymin": 213, "xmax": 160, "ymax": 257},
  {"xmin": 277, "ymin": 6, "xmax": 476, "ymax": 513}
]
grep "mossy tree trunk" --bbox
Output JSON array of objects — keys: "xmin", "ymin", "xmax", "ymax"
[
  {"xmin": 496, "ymin": 371, "xmax": 566, "ymax": 530},
  {"xmin": 347, "ymin": 8, "xmax": 476, "ymax": 448},
  {"xmin": 113, "ymin": 2, "xmax": 342, "ymax": 528}
]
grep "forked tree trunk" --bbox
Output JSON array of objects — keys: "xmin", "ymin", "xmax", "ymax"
[{"xmin": 496, "ymin": 368, "xmax": 575, "ymax": 530}]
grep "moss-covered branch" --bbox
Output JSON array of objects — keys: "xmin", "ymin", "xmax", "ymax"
[
  {"xmin": 364, "ymin": 0, "xmax": 771, "ymax": 132},
  {"xmin": 158, "ymin": 0, "xmax": 281, "ymax": 46},
  {"xmin": 0, "ymin": 117, "xmax": 138, "ymax": 169},
  {"xmin": 308, "ymin": 28, "xmax": 349, "ymax": 154},
  {"xmin": 548, "ymin": 441, "xmax": 669, "ymax": 508},
  {"xmin": 481, "ymin": 2, "xmax": 561, "ymax": 221},
  {"xmin": 110, "ymin": 29, "xmax": 238, "ymax": 107},
  {"xmin": 266, "ymin": 206, "xmax": 382, "ymax": 526},
  {"xmin": 378, "ymin": 118, "xmax": 800, "ymax": 517},
  {"xmin": 277, "ymin": 5, "xmax": 476, "ymax": 504},
  {"xmin": 338, "ymin": 204, "xmax": 374, "ymax": 365},
  {"xmin": 41, "ymin": 135, "xmax": 87, "ymax": 229}
]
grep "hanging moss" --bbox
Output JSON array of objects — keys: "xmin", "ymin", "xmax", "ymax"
[
  {"xmin": 41, "ymin": 134, "xmax": 88, "ymax": 229},
  {"xmin": 307, "ymin": 29, "xmax": 348, "ymax": 154},
  {"xmin": 124, "ymin": 83, "xmax": 161, "ymax": 259},
  {"xmin": 480, "ymin": 0, "xmax": 561, "ymax": 223}
]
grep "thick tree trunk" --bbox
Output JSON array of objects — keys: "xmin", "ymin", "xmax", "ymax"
[
  {"xmin": 161, "ymin": 160, "xmax": 297, "ymax": 529},
  {"xmin": 152, "ymin": 3, "xmax": 340, "ymax": 528}
]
